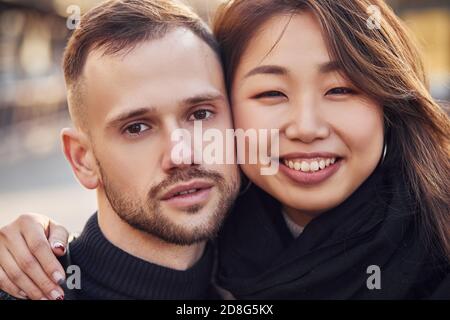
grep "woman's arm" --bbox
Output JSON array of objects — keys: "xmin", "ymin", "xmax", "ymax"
[{"xmin": 0, "ymin": 213, "xmax": 69, "ymax": 300}]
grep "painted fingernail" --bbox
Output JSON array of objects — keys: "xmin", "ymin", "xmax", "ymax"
[
  {"xmin": 52, "ymin": 271, "xmax": 65, "ymax": 285},
  {"xmin": 50, "ymin": 289, "xmax": 64, "ymax": 300},
  {"xmin": 52, "ymin": 241, "xmax": 66, "ymax": 254}
]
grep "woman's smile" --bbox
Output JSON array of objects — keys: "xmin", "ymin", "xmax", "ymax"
[{"xmin": 279, "ymin": 153, "xmax": 343, "ymax": 186}]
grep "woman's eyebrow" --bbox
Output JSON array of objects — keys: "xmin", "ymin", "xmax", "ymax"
[
  {"xmin": 243, "ymin": 62, "xmax": 342, "ymax": 80},
  {"xmin": 244, "ymin": 65, "xmax": 289, "ymax": 79},
  {"xmin": 318, "ymin": 61, "xmax": 342, "ymax": 74}
]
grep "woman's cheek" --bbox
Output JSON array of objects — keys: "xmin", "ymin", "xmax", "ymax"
[
  {"xmin": 232, "ymin": 99, "xmax": 271, "ymax": 180},
  {"xmin": 330, "ymin": 101, "xmax": 384, "ymax": 166},
  {"xmin": 233, "ymin": 106, "xmax": 257, "ymax": 133}
]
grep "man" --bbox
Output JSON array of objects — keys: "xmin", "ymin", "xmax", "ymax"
[{"xmin": 0, "ymin": 0, "xmax": 239, "ymax": 300}]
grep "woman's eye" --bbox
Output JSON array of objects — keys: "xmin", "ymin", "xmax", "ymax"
[
  {"xmin": 188, "ymin": 109, "xmax": 214, "ymax": 121},
  {"xmin": 326, "ymin": 87, "xmax": 355, "ymax": 96},
  {"xmin": 125, "ymin": 123, "xmax": 151, "ymax": 136},
  {"xmin": 253, "ymin": 91, "xmax": 286, "ymax": 99}
]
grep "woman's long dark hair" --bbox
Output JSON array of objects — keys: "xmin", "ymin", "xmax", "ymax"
[{"xmin": 213, "ymin": 0, "xmax": 450, "ymax": 258}]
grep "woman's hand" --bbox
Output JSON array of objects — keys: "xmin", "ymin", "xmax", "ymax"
[{"xmin": 0, "ymin": 213, "xmax": 69, "ymax": 300}]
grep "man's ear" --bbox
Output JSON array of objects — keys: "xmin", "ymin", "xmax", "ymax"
[{"xmin": 61, "ymin": 128, "xmax": 99, "ymax": 190}]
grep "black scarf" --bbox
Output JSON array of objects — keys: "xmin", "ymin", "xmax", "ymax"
[{"xmin": 217, "ymin": 165, "xmax": 450, "ymax": 299}]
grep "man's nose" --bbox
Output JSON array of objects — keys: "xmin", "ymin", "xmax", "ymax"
[{"xmin": 160, "ymin": 122, "xmax": 199, "ymax": 173}]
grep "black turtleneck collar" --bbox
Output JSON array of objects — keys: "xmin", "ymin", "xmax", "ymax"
[{"xmin": 64, "ymin": 214, "xmax": 215, "ymax": 300}]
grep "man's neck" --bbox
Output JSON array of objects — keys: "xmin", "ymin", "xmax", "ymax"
[{"xmin": 96, "ymin": 193, "xmax": 206, "ymax": 271}]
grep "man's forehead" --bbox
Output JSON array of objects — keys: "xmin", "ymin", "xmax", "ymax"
[
  {"xmin": 81, "ymin": 28, "xmax": 225, "ymax": 107},
  {"xmin": 83, "ymin": 28, "xmax": 220, "ymax": 77}
]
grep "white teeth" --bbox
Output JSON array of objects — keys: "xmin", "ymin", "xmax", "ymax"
[
  {"xmin": 301, "ymin": 162, "xmax": 310, "ymax": 172},
  {"xmin": 176, "ymin": 189, "xmax": 197, "ymax": 196},
  {"xmin": 319, "ymin": 160, "xmax": 325, "ymax": 169},
  {"xmin": 283, "ymin": 157, "xmax": 339, "ymax": 173}
]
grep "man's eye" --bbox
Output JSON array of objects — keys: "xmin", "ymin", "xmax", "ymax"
[
  {"xmin": 188, "ymin": 109, "xmax": 214, "ymax": 121},
  {"xmin": 125, "ymin": 123, "xmax": 151, "ymax": 135},
  {"xmin": 253, "ymin": 91, "xmax": 286, "ymax": 99},
  {"xmin": 326, "ymin": 87, "xmax": 356, "ymax": 96}
]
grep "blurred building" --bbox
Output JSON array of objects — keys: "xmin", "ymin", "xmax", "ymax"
[
  {"xmin": 391, "ymin": 0, "xmax": 450, "ymax": 101},
  {"xmin": 1, "ymin": 1, "xmax": 68, "ymax": 162}
]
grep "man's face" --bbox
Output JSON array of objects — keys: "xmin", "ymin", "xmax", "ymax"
[{"xmin": 81, "ymin": 28, "xmax": 240, "ymax": 245}]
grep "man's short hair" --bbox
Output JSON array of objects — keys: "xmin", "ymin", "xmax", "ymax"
[{"xmin": 63, "ymin": 0, "xmax": 219, "ymax": 129}]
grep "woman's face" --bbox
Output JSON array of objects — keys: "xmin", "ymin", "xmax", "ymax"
[{"xmin": 232, "ymin": 12, "xmax": 384, "ymax": 218}]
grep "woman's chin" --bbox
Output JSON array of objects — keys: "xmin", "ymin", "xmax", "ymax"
[{"xmin": 272, "ymin": 182, "xmax": 349, "ymax": 216}]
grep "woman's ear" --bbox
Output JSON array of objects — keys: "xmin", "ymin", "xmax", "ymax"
[{"xmin": 61, "ymin": 128, "xmax": 99, "ymax": 190}]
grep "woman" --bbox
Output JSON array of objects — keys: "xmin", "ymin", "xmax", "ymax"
[
  {"xmin": 1, "ymin": 0, "xmax": 449, "ymax": 299},
  {"xmin": 213, "ymin": 0, "xmax": 449, "ymax": 299}
]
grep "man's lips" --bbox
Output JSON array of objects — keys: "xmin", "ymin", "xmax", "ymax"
[{"xmin": 160, "ymin": 180, "xmax": 214, "ymax": 201}]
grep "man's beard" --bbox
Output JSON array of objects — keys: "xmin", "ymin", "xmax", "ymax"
[{"xmin": 99, "ymin": 165, "xmax": 239, "ymax": 246}]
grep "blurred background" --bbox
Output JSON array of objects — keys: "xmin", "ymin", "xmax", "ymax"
[{"xmin": 0, "ymin": 0, "xmax": 449, "ymax": 231}]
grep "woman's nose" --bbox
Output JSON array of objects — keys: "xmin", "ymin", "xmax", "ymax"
[{"xmin": 284, "ymin": 100, "xmax": 330, "ymax": 143}]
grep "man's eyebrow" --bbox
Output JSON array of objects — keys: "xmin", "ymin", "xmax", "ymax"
[
  {"xmin": 244, "ymin": 65, "xmax": 289, "ymax": 79},
  {"xmin": 181, "ymin": 92, "xmax": 226, "ymax": 106},
  {"xmin": 105, "ymin": 92, "xmax": 225, "ymax": 128},
  {"xmin": 318, "ymin": 61, "xmax": 342, "ymax": 74},
  {"xmin": 106, "ymin": 107, "xmax": 157, "ymax": 127}
]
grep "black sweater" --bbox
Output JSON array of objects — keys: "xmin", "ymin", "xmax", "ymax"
[{"xmin": 61, "ymin": 214, "xmax": 216, "ymax": 300}]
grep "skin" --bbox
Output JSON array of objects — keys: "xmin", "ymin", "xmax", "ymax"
[
  {"xmin": 78, "ymin": 28, "xmax": 238, "ymax": 256},
  {"xmin": 232, "ymin": 13, "xmax": 384, "ymax": 227},
  {"xmin": 0, "ymin": 12, "xmax": 385, "ymax": 300},
  {"xmin": 0, "ymin": 28, "xmax": 239, "ymax": 300}
]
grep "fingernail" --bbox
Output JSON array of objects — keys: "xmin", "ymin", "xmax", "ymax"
[
  {"xmin": 50, "ymin": 289, "xmax": 64, "ymax": 300},
  {"xmin": 52, "ymin": 241, "xmax": 66, "ymax": 254},
  {"xmin": 52, "ymin": 271, "xmax": 65, "ymax": 285},
  {"xmin": 19, "ymin": 291, "xmax": 27, "ymax": 299},
  {"xmin": 40, "ymin": 297, "xmax": 48, "ymax": 300}
]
